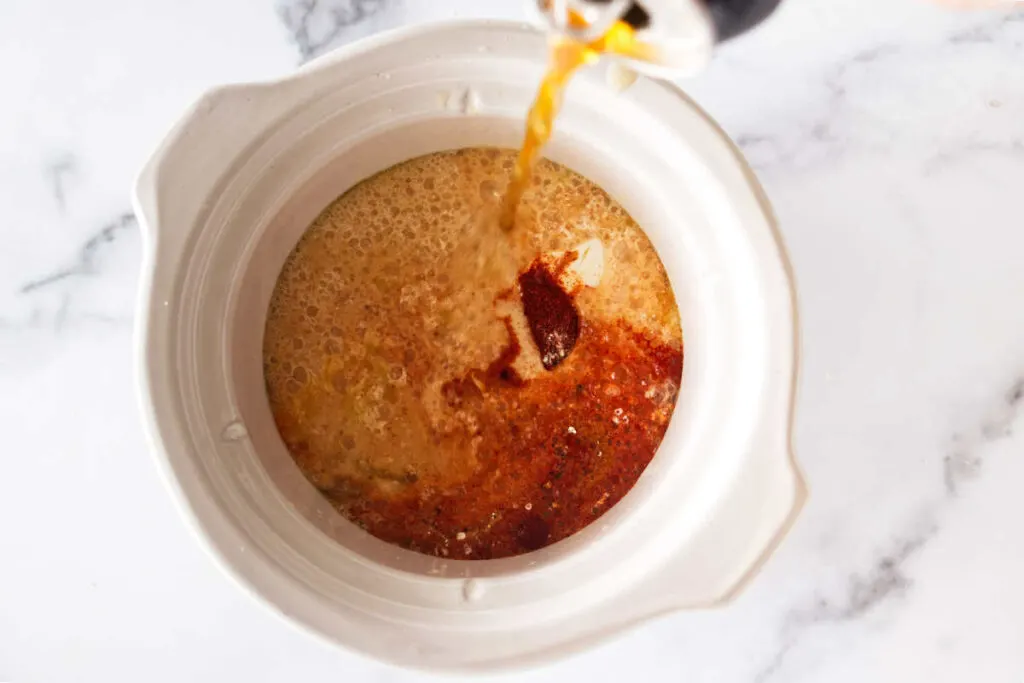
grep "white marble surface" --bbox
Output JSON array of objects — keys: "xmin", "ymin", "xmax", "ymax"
[{"xmin": 2, "ymin": 0, "xmax": 1023, "ymax": 681}]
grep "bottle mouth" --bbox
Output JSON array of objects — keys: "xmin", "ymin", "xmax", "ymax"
[
  {"xmin": 534, "ymin": 0, "xmax": 715, "ymax": 78},
  {"xmin": 539, "ymin": 0, "xmax": 633, "ymax": 41}
]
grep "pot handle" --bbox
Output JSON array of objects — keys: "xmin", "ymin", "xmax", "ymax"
[
  {"xmin": 627, "ymin": 432, "xmax": 805, "ymax": 613},
  {"xmin": 133, "ymin": 81, "xmax": 295, "ymax": 257}
]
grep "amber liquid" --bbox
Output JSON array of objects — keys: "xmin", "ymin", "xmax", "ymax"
[
  {"xmin": 263, "ymin": 149, "xmax": 683, "ymax": 559},
  {"xmin": 499, "ymin": 19, "xmax": 656, "ymax": 230}
]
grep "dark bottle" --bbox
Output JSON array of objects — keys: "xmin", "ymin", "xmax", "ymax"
[
  {"xmin": 544, "ymin": 0, "xmax": 783, "ymax": 77},
  {"xmin": 700, "ymin": 0, "xmax": 784, "ymax": 42},
  {"xmin": 591, "ymin": 0, "xmax": 784, "ymax": 43}
]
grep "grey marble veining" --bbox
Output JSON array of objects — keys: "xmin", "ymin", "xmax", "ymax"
[{"xmin": 277, "ymin": 0, "xmax": 394, "ymax": 61}]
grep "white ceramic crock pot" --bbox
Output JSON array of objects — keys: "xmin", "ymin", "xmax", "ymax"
[{"xmin": 133, "ymin": 19, "xmax": 804, "ymax": 673}]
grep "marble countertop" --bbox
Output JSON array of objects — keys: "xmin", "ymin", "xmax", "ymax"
[{"xmin": 2, "ymin": 0, "xmax": 1023, "ymax": 681}]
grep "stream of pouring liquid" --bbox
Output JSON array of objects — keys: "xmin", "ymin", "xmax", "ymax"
[{"xmin": 499, "ymin": 19, "xmax": 656, "ymax": 231}]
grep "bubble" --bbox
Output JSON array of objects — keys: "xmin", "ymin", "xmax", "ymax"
[
  {"xmin": 478, "ymin": 179, "xmax": 499, "ymax": 203},
  {"xmin": 222, "ymin": 421, "xmax": 248, "ymax": 442},
  {"xmin": 331, "ymin": 371, "xmax": 346, "ymax": 393}
]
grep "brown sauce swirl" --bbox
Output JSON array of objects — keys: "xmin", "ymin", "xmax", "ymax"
[{"xmin": 263, "ymin": 148, "xmax": 683, "ymax": 559}]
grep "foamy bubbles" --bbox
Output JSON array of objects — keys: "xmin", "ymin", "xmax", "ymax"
[{"xmin": 262, "ymin": 147, "xmax": 682, "ymax": 557}]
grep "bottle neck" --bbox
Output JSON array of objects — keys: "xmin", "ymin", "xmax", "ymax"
[{"xmin": 536, "ymin": 0, "xmax": 784, "ymax": 77}]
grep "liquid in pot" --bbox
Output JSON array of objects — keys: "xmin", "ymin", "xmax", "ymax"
[{"xmin": 263, "ymin": 148, "xmax": 682, "ymax": 559}]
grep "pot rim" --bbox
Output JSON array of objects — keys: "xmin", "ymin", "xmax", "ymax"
[{"xmin": 133, "ymin": 17, "xmax": 804, "ymax": 673}]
